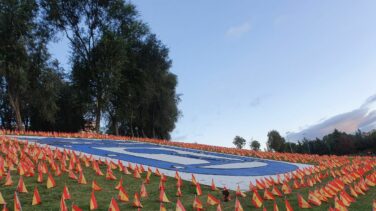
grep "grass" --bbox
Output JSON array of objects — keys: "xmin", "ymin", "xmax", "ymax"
[{"xmin": 1, "ymin": 145, "xmax": 376, "ymax": 210}]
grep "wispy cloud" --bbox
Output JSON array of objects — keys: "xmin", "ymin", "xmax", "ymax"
[
  {"xmin": 226, "ymin": 21, "xmax": 251, "ymax": 38},
  {"xmin": 286, "ymin": 94, "xmax": 376, "ymax": 141}
]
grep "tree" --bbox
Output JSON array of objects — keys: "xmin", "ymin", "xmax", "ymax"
[
  {"xmin": 0, "ymin": 0, "xmax": 62, "ymax": 131},
  {"xmin": 267, "ymin": 130, "xmax": 285, "ymax": 152},
  {"xmin": 42, "ymin": 0, "xmax": 140, "ymax": 132},
  {"xmin": 233, "ymin": 136, "xmax": 246, "ymax": 149},
  {"xmin": 250, "ymin": 140, "xmax": 261, "ymax": 151}
]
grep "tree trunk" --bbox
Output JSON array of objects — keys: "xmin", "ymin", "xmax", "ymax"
[
  {"xmin": 95, "ymin": 100, "xmax": 101, "ymax": 133},
  {"xmin": 8, "ymin": 92, "xmax": 24, "ymax": 131}
]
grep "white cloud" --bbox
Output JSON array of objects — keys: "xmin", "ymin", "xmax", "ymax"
[
  {"xmin": 226, "ymin": 22, "xmax": 251, "ymax": 38},
  {"xmin": 286, "ymin": 93, "xmax": 376, "ymax": 141}
]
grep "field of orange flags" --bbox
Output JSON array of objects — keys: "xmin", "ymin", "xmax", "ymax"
[{"xmin": 1, "ymin": 132, "xmax": 376, "ymax": 210}]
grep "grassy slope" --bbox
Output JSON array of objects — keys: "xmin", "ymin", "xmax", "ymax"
[{"xmin": 1, "ymin": 154, "xmax": 375, "ymax": 210}]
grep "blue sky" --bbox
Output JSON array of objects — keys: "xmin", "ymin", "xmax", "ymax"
[{"xmin": 49, "ymin": 1, "xmax": 376, "ymax": 149}]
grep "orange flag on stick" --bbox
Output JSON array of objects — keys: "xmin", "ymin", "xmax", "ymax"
[
  {"xmin": 90, "ymin": 191, "xmax": 98, "ymax": 210},
  {"xmin": 0, "ymin": 192, "xmax": 6, "ymax": 205},
  {"xmin": 140, "ymin": 183, "xmax": 148, "ymax": 198},
  {"xmin": 211, "ymin": 179, "xmax": 218, "ymax": 191},
  {"xmin": 16, "ymin": 176, "xmax": 28, "ymax": 193},
  {"xmin": 251, "ymin": 190, "xmax": 263, "ymax": 208},
  {"xmin": 297, "ymin": 194, "xmax": 311, "ymax": 208},
  {"xmin": 78, "ymin": 171, "xmax": 87, "ymax": 184},
  {"xmin": 176, "ymin": 198, "xmax": 186, "ymax": 211},
  {"xmin": 60, "ymin": 195, "xmax": 68, "ymax": 211},
  {"xmin": 207, "ymin": 194, "xmax": 220, "ymax": 206},
  {"xmin": 108, "ymin": 198, "xmax": 120, "ymax": 211},
  {"xmin": 63, "ymin": 185, "xmax": 71, "ymax": 200},
  {"xmin": 132, "ymin": 193, "xmax": 143, "ymax": 208},
  {"xmin": 72, "ymin": 204, "xmax": 83, "ymax": 211},
  {"xmin": 4, "ymin": 171, "xmax": 13, "ymax": 186},
  {"xmin": 46, "ymin": 172, "xmax": 56, "ymax": 189},
  {"xmin": 235, "ymin": 198, "xmax": 244, "ymax": 211},
  {"xmin": 196, "ymin": 183, "xmax": 203, "ymax": 196},
  {"xmin": 115, "ymin": 177, "xmax": 123, "ymax": 190},
  {"xmin": 14, "ymin": 192, "xmax": 22, "ymax": 211},
  {"xmin": 32, "ymin": 186, "xmax": 41, "ymax": 205},
  {"xmin": 160, "ymin": 202, "xmax": 167, "ymax": 211},
  {"xmin": 193, "ymin": 195, "xmax": 204, "ymax": 210},
  {"xmin": 159, "ymin": 189, "xmax": 170, "ymax": 203},
  {"xmin": 285, "ymin": 198, "xmax": 294, "ymax": 211},
  {"xmin": 92, "ymin": 180, "xmax": 102, "ymax": 191},
  {"xmin": 118, "ymin": 186, "xmax": 129, "ymax": 202}
]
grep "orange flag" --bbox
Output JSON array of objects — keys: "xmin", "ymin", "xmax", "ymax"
[
  {"xmin": 160, "ymin": 202, "xmax": 167, "ymax": 211},
  {"xmin": 68, "ymin": 170, "xmax": 78, "ymax": 180},
  {"xmin": 207, "ymin": 194, "xmax": 220, "ymax": 206},
  {"xmin": 216, "ymin": 203, "xmax": 223, "ymax": 211},
  {"xmin": 115, "ymin": 177, "xmax": 123, "ymax": 190},
  {"xmin": 37, "ymin": 171, "xmax": 43, "ymax": 183},
  {"xmin": 273, "ymin": 201, "xmax": 279, "ymax": 211},
  {"xmin": 72, "ymin": 204, "xmax": 83, "ymax": 211},
  {"xmin": 32, "ymin": 186, "xmax": 41, "ymax": 205},
  {"xmin": 236, "ymin": 185, "xmax": 246, "ymax": 197},
  {"xmin": 176, "ymin": 186, "xmax": 183, "ymax": 197},
  {"xmin": 308, "ymin": 191, "xmax": 321, "ymax": 206},
  {"xmin": 78, "ymin": 171, "xmax": 87, "ymax": 184},
  {"xmin": 264, "ymin": 189, "xmax": 275, "ymax": 200},
  {"xmin": 4, "ymin": 171, "xmax": 13, "ymax": 186},
  {"xmin": 196, "ymin": 183, "xmax": 203, "ymax": 196},
  {"xmin": 297, "ymin": 194, "xmax": 311, "ymax": 208},
  {"xmin": 90, "ymin": 191, "xmax": 98, "ymax": 210},
  {"xmin": 0, "ymin": 192, "xmax": 5, "ymax": 205},
  {"xmin": 211, "ymin": 179, "xmax": 218, "ymax": 191},
  {"xmin": 63, "ymin": 185, "xmax": 71, "ymax": 200},
  {"xmin": 92, "ymin": 180, "xmax": 102, "ymax": 191},
  {"xmin": 193, "ymin": 195, "xmax": 203, "ymax": 210},
  {"xmin": 118, "ymin": 186, "xmax": 129, "ymax": 202},
  {"xmin": 132, "ymin": 193, "xmax": 143, "ymax": 208},
  {"xmin": 285, "ymin": 198, "xmax": 294, "ymax": 211},
  {"xmin": 271, "ymin": 185, "xmax": 283, "ymax": 197},
  {"xmin": 46, "ymin": 172, "xmax": 56, "ymax": 188},
  {"xmin": 281, "ymin": 182, "xmax": 292, "ymax": 195},
  {"xmin": 16, "ymin": 176, "xmax": 28, "ymax": 193},
  {"xmin": 13, "ymin": 192, "xmax": 22, "ymax": 211},
  {"xmin": 60, "ymin": 195, "xmax": 68, "ymax": 211},
  {"xmin": 191, "ymin": 174, "xmax": 198, "ymax": 186},
  {"xmin": 140, "ymin": 183, "xmax": 148, "ymax": 198},
  {"xmin": 159, "ymin": 189, "xmax": 170, "ymax": 203},
  {"xmin": 235, "ymin": 198, "xmax": 244, "ymax": 211},
  {"xmin": 251, "ymin": 190, "xmax": 263, "ymax": 208},
  {"xmin": 176, "ymin": 198, "xmax": 186, "ymax": 211},
  {"xmin": 108, "ymin": 198, "xmax": 120, "ymax": 211}
]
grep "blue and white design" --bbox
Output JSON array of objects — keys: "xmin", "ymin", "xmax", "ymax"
[{"xmin": 15, "ymin": 136, "xmax": 299, "ymax": 176}]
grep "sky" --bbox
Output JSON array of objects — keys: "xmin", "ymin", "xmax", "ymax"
[{"xmin": 49, "ymin": 0, "xmax": 376, "ymax": 149}]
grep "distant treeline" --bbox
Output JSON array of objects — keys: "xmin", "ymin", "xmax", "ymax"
[
  {"xmin": 268, "ymin": 129, "xmax": 376, "ymax": 155},
  {"xmin": 0, "ymin": 0, "xmax": 180, "ymax": 139}
]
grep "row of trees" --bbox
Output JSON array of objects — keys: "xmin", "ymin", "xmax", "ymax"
[
  {"xmin": 239, "ymin": 129, "xmax": 376, "ymax": 155},
  {"xmin": 0, "ymin": 0, "xmax": 180, "ymax": 139},
  {"xmin": 232, "ymin": 136, "xmax": 261, "ymax": 151}
]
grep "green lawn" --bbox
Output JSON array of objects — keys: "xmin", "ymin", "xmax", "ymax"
[{"xmin": 1, "ymin": 149, "xmax": 376, "ymax": 210}]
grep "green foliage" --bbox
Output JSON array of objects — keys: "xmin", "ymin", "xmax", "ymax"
[
  {"xmin": 267, "ymin": 130, "xmax": 286, "ymax": 152},
  {"xmin": 0, "ymin": 0, "xmax": 180, "ymax": 138},
  {"xmin": 0, "ymin": 0, "xmax": 63, "ymax": 131},
  {"xmin": 233, "ymin": 136, "xmax": 246, "ymax": 149},
  {"xmin": 282, "ymin": 129, "xmax": 376, "ymax": 155},
  {"xmin": 250, "ymin": 140, "xmax": 261, "ymax": 151}
]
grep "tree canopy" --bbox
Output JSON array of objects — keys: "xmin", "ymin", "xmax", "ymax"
[
  {"xmin": 233, "ymin": 136, "xmax": 246, "ymax": 149},
  {"xmin": 0, "ymin": 0, "xmax": 180, "ymax": 139}
]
